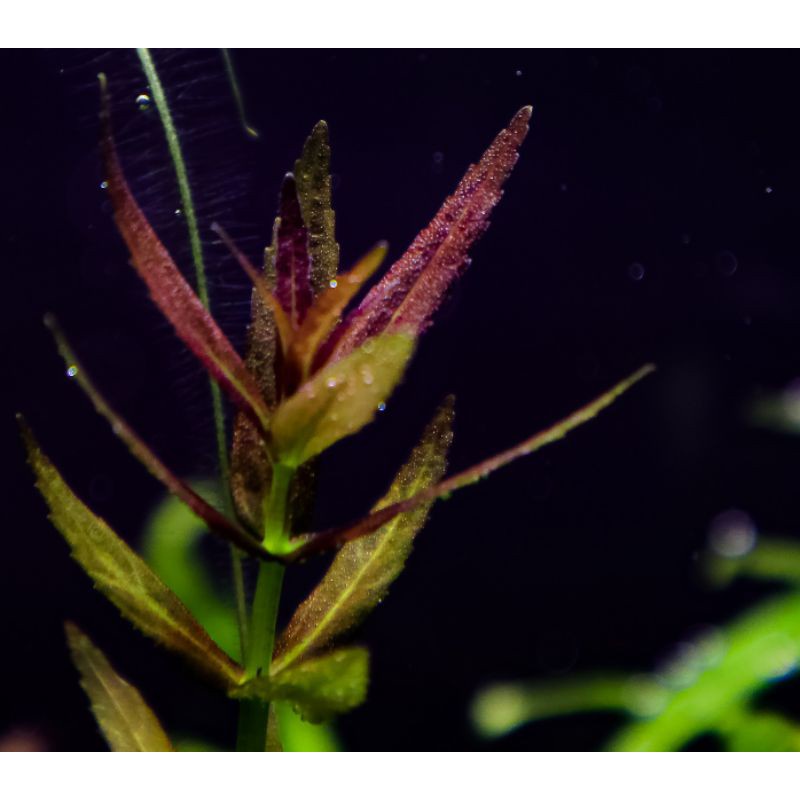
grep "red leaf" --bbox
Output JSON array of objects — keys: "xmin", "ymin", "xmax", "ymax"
[
  {"xmin": 274, "ymin": 174, "xmax": 313, "ymax": 328},
  {"xmin": 98, "ymin": 76, "xmax": 269, "ymax": 432},
  {"xmin": 44, "ymin": 316, "xmax": 272, "ymax": 561},
  {"xmin": 326, "ymin": 106, "xmax": 532, "ymax": 364},
  {"xmin": 286, "ymin": 365, "xmax": 653, "ymax": 561}
]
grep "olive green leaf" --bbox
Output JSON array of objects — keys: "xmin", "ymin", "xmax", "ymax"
[
  {"xmin": 271, "ymin": 333, "xmax": 415, "ymax": 467},
  {"xmin": 295, "ymin": 121, "xmax": 340, "ymax": 294},
  {"xmin": 141, "ymin": 487, "xmax": 241, "ymax": 660},
  {"xmin": 21, "ymin": 420, "xmax": 243, "ymax": 688},
  {"xmin": 274, "ymin": 398, "xmax": 454, "ymax": 671},
  {"xmin": 65, "ymin": 622, "xmax": 174, "ymax": 752},
  {"xmin": 231, "ymin": 647, "xmax": 369, "ymax": 723}
]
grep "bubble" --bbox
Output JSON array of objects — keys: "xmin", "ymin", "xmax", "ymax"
[
  {"xmin": 515, "ymin": 69, "xmax": 523, "ymax": 77},
  {"xmin": 765, "ymin": 185, "xmax": 774, "ymax": 194},
  {"xmin": 628, "ymin": 262, "xmax": 645, "ymax": 281},
  {"xmin": 708, "ymin": 508, "xmax": 757, "ymax": 558},
  {"xmin": 326, "ymin": 377, "xmax": 338, "ymax": 389},
  {"xmin": 174, "ymin": 208, "xmax": 183, "ymax": 217},
  {"xmin": 377, "ymin": 402, "xmax": 387, "ymax": 412},
  {"xmin": 66, "ymin": 365, "xmax": 78, "ymax": 378},
  {"xmin": 360, "ymin": 366, "xmax": 374, "ymax": 386},
  {"xmin": 715, "ymin": 250, "xmax": 738, "ymax": 277},
  {"xmin": 135, "ymin": 93, "xmax": 152, "ymax": 111},
  {"xmin": 99, "ymin": 180, "xmax": 108, "ymax": 190},
  {"xmin": 329, "ymin": 279, "xmax": 338, "ymax": 288}
]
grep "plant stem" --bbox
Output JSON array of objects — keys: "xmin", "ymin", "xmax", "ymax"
[
  {"xmin": 136, "ymin": 47, "xmax": 249, "ymax": 659},
  {"xmin": 237, "ymin": 463, "xmax": 294, "ymax": 751}
]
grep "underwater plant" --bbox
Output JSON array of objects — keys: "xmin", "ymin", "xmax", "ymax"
[
  {"xmin": 19, "ymin": 55, "xmax": 652, "ymax": 751},
  {"xmin": 470, "ymin": 534, "xmax": 800, "ymax": 751}
]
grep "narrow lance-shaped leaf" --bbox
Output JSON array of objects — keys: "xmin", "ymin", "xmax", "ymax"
[
  {"xmin": 274, "ymin": 398, "xmax": 454, "ymax": 671},
  {"xmin": 273, "ymin": 174, "xmax": 313, "ymax": 328},
  {"xmin": 45, "ymin": 315, "xmax": 269, "ymax": 560},
  {"xmin": 98, "ymin": 75, "xmax": 270, "ymax": 432},
  {"xmin": 21, "ymin": 420, "xmax": 244, "ymax": 688},
  {"xmin": 227, "ymin": 221, "xmax": 279, "ymax": 532},
  {"xmin": 327, "ymin": 106, "xmax": 532, "ymax": 364},
  {"xmin": 270, "ymin": 333, "xmax": 416, "ymax": 468},
  {"xmin": 287, "ymin": 364, "xmax": 654, "ymax": 561},
  {"xmin": 231, "ymin": 647, "xmax": 369, "ymax": 724},
  {"xmin": 295, "ymin": 120, "xmax": 339, "ymax": 294},
  {"xmin": 65, "ymin": 623, "xmax": 175, "ymax": 752}
]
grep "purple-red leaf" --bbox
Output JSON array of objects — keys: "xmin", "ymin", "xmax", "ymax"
[
  {"xmin": 45, "ymin": 316, "xmax": 272, "ymax": 561},
  {"xmin": 274, "ymin": 174, "xmax": 313, "ymax": 328},
  {"xmin": 327, "ymin": 106, "xmax": 532, "ymax": 364},
  {"xmin": 287, "ymin": 365, "xmax": 653, "ymax": 561},
  {"xmin": 98, "ymin": 76, "xmax": 269, "ymax": 432}
]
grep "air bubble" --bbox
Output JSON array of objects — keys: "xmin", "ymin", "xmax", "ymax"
[
  {"xmin": 135, "ymin": 93, "xmax": 152, "ymax": 111},
  {"xmin": 377, "ymin": 402, "xmax": 386, "ymax": 412},
  {"xmin": 329, "ymin": 279, "xmax": 338, "ymax": 288},
  {"xmin": 326, "ymin": 377, "xmax": 338, "ymax": 389},
  {"xmin": 99, "ymin": 181, "xmax": 108, "ymax": 190},
  {"xmin": 709, "ymin": 508, "xmax": 757, "ymax": 558},
  {"xmin": 66, "ymin": 365, "xmax": 78, "ymax": 378},
  {"xmin": 628, "ymin": 262, "xmax": 645, "ymax": 281}
]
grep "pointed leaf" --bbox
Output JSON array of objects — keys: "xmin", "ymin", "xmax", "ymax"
[
  {"xmin": 99, "ymin": 77, "xmax": 269, "ymax": 431},
  {"xmin": 22, "ymin": 421, "xmax": 244, "ymax": 687},
  {"xmin": 274, "ymin": 175, "xmax": 313, "ymax": 327},
  {"xmin": 328, "ymin": 106, "xmax": 532, "ymax": 363},
  {"xmin": 45, "ymin": 316, "xmax": 268, "ymax": 560},
  {"xmin": 295, "ymin": 121, "xmax": 340, "ymax": 294},
  {"xmin": 271, "ymin": 333, "xmax": 416, "ymax": 468},
  {"xmin": 65, "ymin": 623, "xmax": 174, "ymax": 752},
  {"xmin": 231, "ymin": 647, "xmax": 369, "ymax": 723},
  {"xmin": 274, "ymin": 399, "xmax": 453, "ymax": 670},
  {"xmin": 229, "ymin": 222, "xmax": 279, "ymax": 531},
  {"xmin": 292, "ymin": 243, "xmax": 387, "ymax": 379},
  {"xmin": 288, "ymin": 365, "xmax": 654, "ymax": 560}
]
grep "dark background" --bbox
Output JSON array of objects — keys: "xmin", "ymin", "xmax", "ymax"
[{"xmin": 3, "ymin": 49, "xmax": 800, "ymax": 751}]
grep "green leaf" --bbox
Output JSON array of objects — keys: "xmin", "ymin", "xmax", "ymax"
[
  {"xmin": 471, "ymin": 675, "xmax": 668, "ymax": 739},
  {"xmin": 274, "ymin": 398, "xmax": 453, "ymax": 670},
  {"xmin": 295, "ymin": 121, "xmax": 340, "ymax": 295},
  {"xmin": 274, "ymin": 702, "xmax": 341, "ymax": 751},
  {"xmin": 21, "ymin": 420, "xmax": 243, "ymax": 688},
  {"xmin": 231, "ymin": 647, "xmax": 369, "ymax": 723},
  {"xmin": 65, "ymin": 623, "xmax": 174, "ymax": 752},
  {"xmin": 720, "ymin": 710, "xmax": 800, "ymax": 752},
  {"xmin": 271, "ymin": 333, "xmax": 415, "ymax": 468}
]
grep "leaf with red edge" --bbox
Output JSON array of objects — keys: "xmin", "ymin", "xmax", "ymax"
[
  {"xmin": 295, "ymin": 121, "xmax": 340, "ymax": 295},
  {"xmin": 286, "ymin": 365, "xmax": 654, "ymax": 561},
  {"xmin": 327, "ymin": 106, "xmax": 532, "ymax": 364},
  {"xmin": 66, "ymin": 623, "xmax": 175, "ymax": 752},
  {"xmin": 274, "ymin": 174, "xmax": 313, "ymax": 328},
  {"xmin": 98, "ymin": 76, "xmax": 269, "ymax": 432},
  {"xmin": 45, "ymin": 315, "xmax": 269, "ymax": 560}
]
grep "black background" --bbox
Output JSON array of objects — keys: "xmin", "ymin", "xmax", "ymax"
[{"xmin": 3, "ymin": 49, "xmax": 800, "ymax": 751}]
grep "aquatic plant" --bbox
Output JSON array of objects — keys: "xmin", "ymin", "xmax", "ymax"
[
  {"xmin": 471, "ymin": 536, "xmax": 800, "ymax": 751},
  {"xmin": 19, "ymin": 55, "xmax": 651, "ymax": 751}
]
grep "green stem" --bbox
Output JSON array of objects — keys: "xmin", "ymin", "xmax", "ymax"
[
  {"xmin": 136, "ymin": 48, "xmax": 249, "ymax": 659},
  {"xmin": 237, "ymin": 464, "xmax": 294, "ymax": 751}
]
